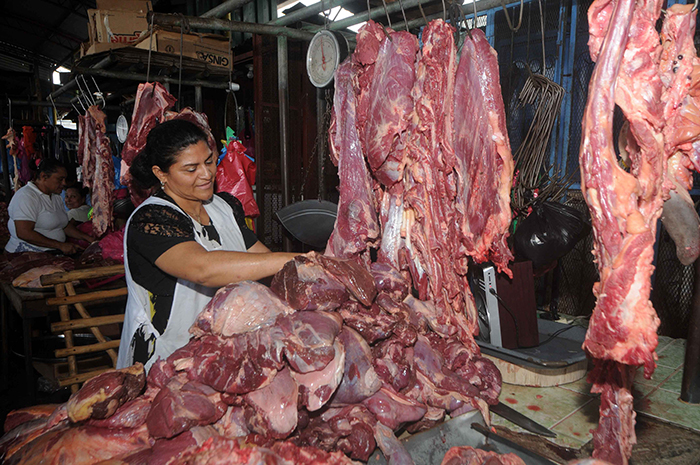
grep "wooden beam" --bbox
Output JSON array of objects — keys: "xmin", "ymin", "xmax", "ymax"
[
  {"xmin": 51, "ymin": 314, "xmax": 124, "ymax": 333},
  {"xmin": 47, "ymin": 288, "xmax": 128, "ymax": 307}
]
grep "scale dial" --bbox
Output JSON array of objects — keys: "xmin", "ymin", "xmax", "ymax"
[{"xmin": 306, "ymin": 30, "xmax": 349, "ymax": 88}]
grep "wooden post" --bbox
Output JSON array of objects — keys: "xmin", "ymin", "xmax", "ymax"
[
  {"xmin": 55, "ymin": 283, "xmax": 79, "ymax": 394},
  {"xmin": 65, "ymin": 283, "xmax": 118, "ymax": 366}
]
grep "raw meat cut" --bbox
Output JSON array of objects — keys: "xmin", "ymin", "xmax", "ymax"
[
  {"xmin": 659, "ymin": 5, "xmax": 700, "ymax": 265},
  {"xmin": 291, "ymin": 340, "xmax": 345, "ymax": 411},
  {"xmin": 279, "ymin": 311, "xmax": 343, "ymax": 373},
  {"xmin": 453, "ymin": 29, "xmax": 514, "ymax": 276},
  {"xmin": 146, "ymin": 375, "xmax": 226, "ymax": 439},
  {"xmin": 271, "ymin": 253, "xmax": 349, "ymax": 311},
  {"xmin": 121, "ymin": 82, "xmax": 177, "ymax": 166},
  {"xmin": 163, "ymin": 108, "xmax": 218, "ymax": 161},
  {"xmin": 169, "ymin": 331, "xmax": 285, "ymax": 394},
  {"xmin": 363, "ymin": 29, "xmax": 418, "ymax": 186},
  {"xmin": 244, "ymin": 368, "xmax": 298, "ymax": 438},
  {"xmin": 440, "ymin": 445, "xmax": 526, "ymax": 465},
  {"xmin": 582, "ymin": 0, "xmax": 661, "ymax": 377},
  {"xmin": 0, "ymin": 253, "xmax": 74, "ymax": 284},
  {"xmin": 3, "ymin": 405, "xmax": 60, "ymax": 433},
  {"xmin": 582, "ymin": 0, "xmax": 670, "ymax": 462},
  {"xmin": 12, "ymin": 264, "xmax": 70, "ymax": 288},
  {"xmin": 191, "ymin": 281, "xmax": 294, "ymax": 338},
  {"xmin": 331, "ymin": 327, "xmax": 382, "ymax": 405},
  {"xmin": 67, "ymin": 363, "xmax": 145, "ymax": 422},
  {"xmin": 326, "ymin": 58, "xmax": 381, "ymax": 258},
  {"xmin": 588, "ymin": 361, "xmax": 637, "ymax": 465},
  {"xmin": 5, "ymin": 424, "xmax": 151, "ymax": 465},
  {"xmin": 317, "ymin": 254, "xmax": 377, "ymax": 306}
]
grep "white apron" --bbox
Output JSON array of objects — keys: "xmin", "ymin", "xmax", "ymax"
[{"xmin": 117, "ymin": 195, "xmax": 247, "ymax": 371}]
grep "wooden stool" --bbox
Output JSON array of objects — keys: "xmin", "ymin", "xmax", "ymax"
[{"xmin": 41, "ymin": 265, "xmax": 127, "ymax": 393}]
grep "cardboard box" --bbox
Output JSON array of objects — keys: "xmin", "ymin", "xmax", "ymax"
[
  {"xmin": 96, "ymin": 0, "xmax": 152, "ymax": 12},
  {"xmin": 80, "ymin": 41, "xmax": 131, "ymax": 58},
  {"xmin": 134, "ymin": 28, "xmax": 232, "ymax": 69},
  {"xmin": 88, "ymin": 9, "xmax": 149, "ymax": 44}
]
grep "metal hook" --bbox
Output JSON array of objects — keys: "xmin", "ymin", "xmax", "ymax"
[
  {"xmin": 397, "ymin": 0, "xmax": 409, "ymax": 31},
  {"xmin": 75, "ymin": 76, "xmax": 91, "ymax": 108},
  {"xmin": 458, "ymin": 3, "xmax": 473, "ymax": 40},
  {"xmin": 7, "ymin": 97, "xmax": 12, "ymax": 128},
  {"xmin": 367, "ymin": 0, "xmax": 371, "ymax": 23},
  {"xmin": 694, "ymin": 0, "xmax": 698, "ymax": 12},
  {"xmin": 418, "ymin": 2, "xmax": 429, "ymax": 27},
  {"xmin": 81, "ymin": 75, "xmax": 96, "ymax": 106},
  {"xmin": 90, "ymin": 76, "xmax": 105, "ymax": 109},
  {"xmin": 380, "ymin": 0, "xmax": 392, "ymax": 28},
  {"xmin": 441, "ymin": 0, "xmax": 447, "ymax": 20},
  {"xmin": 71, "ymin": 103, "xmax": 81, "ymax": 116},
  {"xmin": 48, "ymin": 95, "xmax": 59, "ymax": 122}
]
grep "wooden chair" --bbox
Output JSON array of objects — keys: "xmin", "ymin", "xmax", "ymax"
[{"xmin": 40, "ymin": 265, "xmax": 127, "ymax": 393}]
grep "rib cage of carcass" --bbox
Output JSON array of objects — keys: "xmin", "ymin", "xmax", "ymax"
[{"xmin": 0, "ymin": 19, "xmax": 521, "ymax": 465}]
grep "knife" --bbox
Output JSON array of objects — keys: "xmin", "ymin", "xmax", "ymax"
[{"xmin": 489, "ymin": 401, "xmax": 557, "ymax": 438}]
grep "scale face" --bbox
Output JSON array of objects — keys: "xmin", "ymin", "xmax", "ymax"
[
  {"xmin": 306, "ymin": 30, "xmax": 349, "ymax": 88},
  {"xmin": 116, "ymin": 115, "xmax": 129, "ymax": 143}
]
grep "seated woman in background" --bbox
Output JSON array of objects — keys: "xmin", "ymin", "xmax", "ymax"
[
  {"xmin": 6, "ymin": 159, "xmax": 94, "ymax": 255},
  {"xmin": 64, "ymin": 184, "xmax": 91, "ymax": 224}
]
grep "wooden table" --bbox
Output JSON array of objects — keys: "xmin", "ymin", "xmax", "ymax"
[
  {"xmin": 0, "ymin": 282, "xmax": 55, "ymax": 402},
  {"xmin": 0, "ymin": 273, "xmax": 127, "ymax": 402}
]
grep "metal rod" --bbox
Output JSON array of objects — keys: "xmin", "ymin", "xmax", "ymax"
[
  {"xmin": 73, "ymin": 66, "xmax": 233, "ymax": 89},
  {"xmin": 271, "ymin": 0, "xmax": 351, "ymax": 26},
  {"xmin": 316, "ymin": 88, "xmax": 326, "ymax": 200},
  {"xmin": 318, "ymin": 0, "xmax": 507, "ymax": 32},
  {"xmin": 195, "ymin": 86, "xmax": 203, "ymax": 112},
  {"xmin": 150, "ymin": 12, "xmax": 316, "ymax": 41},
  {"xmin": 47, "ymin": 56, "xmax": 113, "ymax": 101},
  {"xmin": 201, "ymin": 0, "xmax": 255, "ymax": 18},
  {"xmin": 7, "ymin": 100, "xmax": 119, "ymax": 110},
  {"xmin": 278, "ymin": 35, "xmax": 292, "ymax": 252},
  {"xmin": 681, "ymin": 258, "xmax": 700, "ymax": 403}
]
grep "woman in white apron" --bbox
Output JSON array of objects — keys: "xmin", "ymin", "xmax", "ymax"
[{"xmin": 117, "ymin": 120, "xmax": 298, "ymax": 371}]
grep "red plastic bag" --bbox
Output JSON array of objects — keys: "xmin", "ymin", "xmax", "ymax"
[{"xmin": 216, "ymin": 140, "xmax": 259, "ymax": 217}]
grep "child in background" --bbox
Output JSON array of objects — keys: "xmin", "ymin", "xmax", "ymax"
[{"xmin": 64, "ymin": 184, "xmax": 91, "ymax": 224}]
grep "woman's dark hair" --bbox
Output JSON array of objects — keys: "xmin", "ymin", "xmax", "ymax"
[
  {"xmin": 36, "ymin": 158, "xmax": 66, "ymax": 180},
  {"xmin": 129, "ymin": 119, "xmax": 209, "ymax": 189},
  {"xmin": 66, "ymin": 183, "xmax": 89, "ymax": 200}
]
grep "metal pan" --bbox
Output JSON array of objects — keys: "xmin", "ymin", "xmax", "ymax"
[{"xmin": 275, "ymin": 199, "xmax": 338, "ymax": 249}]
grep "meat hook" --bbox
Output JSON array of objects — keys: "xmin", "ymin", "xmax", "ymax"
[
  {"xmin": 90, "ymin": 76, "xmax": 105, "ymax": 109},
  {"xmin": 80, "ymin": 75, "xmax": 97, "ymax": 106},
  {"xmin": 500, "ymin": 0, "xmax": 524, "ymax": 32},
  {"xmin": 380, "ymin": 0, "xmax": 392, "ymax": 28},
  {"xmin": 397, "ymin": 0, "xmax": 409, "ymax": 31},
  {"xmin": 441, "ymin": 0, "xmax": 447, "ymax": 20},
  {"xmin": 418, "ymin": 1, "xmax": 430, "ymax": 27}
]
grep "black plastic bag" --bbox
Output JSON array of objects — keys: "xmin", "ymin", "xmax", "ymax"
[{"xmin": 513, "ymin": 201, "xmax": 591, "ymax": 269}]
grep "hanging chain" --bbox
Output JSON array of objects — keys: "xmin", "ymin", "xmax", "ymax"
[{"xmin": 146, "ymin": 8, "xmax": 155, "ymax": 82}]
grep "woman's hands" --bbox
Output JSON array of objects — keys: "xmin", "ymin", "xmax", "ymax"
[{"xmin": 57, "ymin": 241, "xmax": 83, "ymax": 256}]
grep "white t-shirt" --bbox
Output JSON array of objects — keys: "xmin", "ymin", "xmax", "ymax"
[
  {"xmin": 67, "ymin": 204, "xmax": 91, "ymax": 223},
  {"xmin": 6, "ymin": 182, "xmax": 69, "ymax": 253}
]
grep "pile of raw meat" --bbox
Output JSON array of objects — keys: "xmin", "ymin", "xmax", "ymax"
[
  {"xmin": 1, "ymin": 258, "xmax": 502, "ymax": 465},
  {"xmin": 581, "ymin": 1, "xmax": 700, "ymax": 464},
  {"xmin": 78, "ymin": 106, "xmax": 115, "ymax": 237},
  {"xmin": 0, "ymin": 19, "xmax": 523, "ymax": 465},
  {"xmin": 0, "ymin": 252, "xmax": 75, "ymax": 288},
  {"xmin": 119, "ymin": 82, "xmax": 219, "ymax": 207}
]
